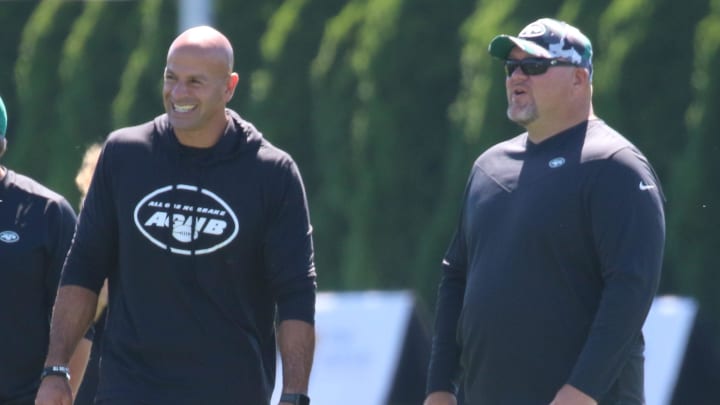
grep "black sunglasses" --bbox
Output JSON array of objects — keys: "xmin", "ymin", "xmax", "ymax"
[{"xmin": 504, "ymin": 58, "xmax": 577, "ymax": 77}]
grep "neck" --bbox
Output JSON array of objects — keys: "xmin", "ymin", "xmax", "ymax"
[
  {"xmin": 175, "ymin": 130, "xmax": 223, "ymax": 148},
  {"xmin": 175, "ymin": 115, "xmax": 228, "ymax": 148},
  {"xmin": 526, "ymin": 104, "xmax": 596, "ymax": 144},
  {"xmin": 0, "ymin": 166, "xmax": 6, "ymax": 181}
]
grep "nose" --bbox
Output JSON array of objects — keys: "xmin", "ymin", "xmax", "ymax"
[
  {"xmin": 173, "ymin": 83, "xmax": 187, "ymax": 97},
  {"xmin": 167, "ymin": 81, "xmax": 189, "ymax": 98}
]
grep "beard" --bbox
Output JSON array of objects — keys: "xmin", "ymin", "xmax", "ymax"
[{"xmin": 507, "ymin": 100, "xmax": 538, "ymax": 126}]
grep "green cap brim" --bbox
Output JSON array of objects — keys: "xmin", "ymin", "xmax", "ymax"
[{"xmin": 488, "ymin": 35, "xmax": 552, "ymax": 60}]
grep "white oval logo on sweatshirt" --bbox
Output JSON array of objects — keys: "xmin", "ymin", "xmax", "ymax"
[
  {"xmin": 548, "ymin": 157, "xmax": 566, "ymax": 169},
  {"xmin": 133, "ymin": 184, "xmax": 239, "ymax": 255},
  {"xmin": 0, "ymin": 231, "xmax": 19, "ymax": 243}
]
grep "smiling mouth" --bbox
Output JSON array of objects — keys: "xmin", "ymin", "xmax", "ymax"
[{"xmin": 173, "ymin": 103, "xmax": 196, "ymax": 113}]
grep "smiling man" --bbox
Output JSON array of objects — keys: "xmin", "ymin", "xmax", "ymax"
[
  {"xmin": 36, "ymin": 26, "xmax": 316, "ymax": 405},
  {"xmin": 424, "ymin": 18, "xmax": 665, "ymax": 405}
]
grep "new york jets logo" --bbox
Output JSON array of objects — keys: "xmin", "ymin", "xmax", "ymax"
[
  {"xmin": 519, "ymin": 22, "xmax": 546, "ymax": 38},
  {"xmin": 548, "ymin": 157, "xmax": 566, "ymax": 168},
  {"xmin": 0, "ymin": 231, "xmax": 19, "ymax": 243},
  {"xmin": 134, "ymin": 185, "xmax": 239, "ymax": 255}
]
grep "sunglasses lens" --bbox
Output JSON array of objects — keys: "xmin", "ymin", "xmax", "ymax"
[
  {"xmin": 523, "ymin": 61, "xmax": 548, "ymax": 75},
  {"xmin": 505, "ymin": 61, "xmax": 520, "ymax": 77},
  {"xmin": 504, "ymin": 59, "xmax": 552, "ymax": 76}
]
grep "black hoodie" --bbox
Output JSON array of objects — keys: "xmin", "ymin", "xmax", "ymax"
[{"xmin": 62, "ymin": 110, "xmax": 316, "ymax": 404}]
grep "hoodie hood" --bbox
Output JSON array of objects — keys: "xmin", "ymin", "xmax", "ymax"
[{"xmin": 153, "ymin": 108, "xmax": 263, "ymax": 167}]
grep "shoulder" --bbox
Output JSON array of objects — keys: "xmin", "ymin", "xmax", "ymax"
[
  {"xmin": 6, "ymin": 171, "xmax": 75, "ymax": 216},
  {"xmin": 582, "ymin": 121, "xmax": 664, "ymax": 199},
  {"xmin": 257, "ymin": 138, "xmax": 295, "ymax": 169},
  {"xmin": 9, "ymin": 171, "xmax": 67, "ymax": 203},
  {"xmin": 255, "ymin": 140, "xmax": 306, "ymax": 194},
  {"xmin": 251, "ymin": 138, "xmax": 306, "ymax": 196},
  {"xmin": 238, "ymin": 118, "xmax": 297, "ymax": 172},
  {"xmin": 581, "ymin": 119, "xmax": 638, "ymax": 162},
  {"xmin": 99, "ymin": 118, "xmax": 161, "ymax": 166},
  {"xmin": 106, "ymin": 116, "xmax": 157, "ymax": 144},
  {"xmin": 225, "ymin": 111, "xmax": 297, "ymax": 170},
  {"xmin": 582, "ymin": 120, "xmax": 658, "ymax": 179},
  {"xmin": 473, "ymin": 132, "xmax": 526, "ymax": 168}
]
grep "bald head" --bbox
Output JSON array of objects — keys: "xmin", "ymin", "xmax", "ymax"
[
  {"xmin": 168, "ymin": 26, "xmax": 234, "ymax": 73},
  {"xmin": 163, "ymin": 26, "xmax": 240, "ymax": 147}
]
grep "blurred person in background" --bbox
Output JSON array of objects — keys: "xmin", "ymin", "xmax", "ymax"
[
  {"xmin": 424, "ymin": 18, "xmax": 665, "ymax": 405},
  {"xmin": 74, "ymin": 143, "xmax": 102, "ymax": 209},
  {"xmin": 0, "ymin": 95, "xmax": 90, "ymax": 404},
  {"xmin": 35, "ymin": 25, "xmax": 316, "ymax": 405}
]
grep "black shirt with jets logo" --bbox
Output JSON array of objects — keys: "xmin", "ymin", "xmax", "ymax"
[
  {"xmin": 61, "ymin": 111, "xmax": 317, "ymax": 405},
  {"xmin": 0, "ymin": 170, "xmax": 77, "ymax": 404},
  {"xmin": 427, "ymin": 119, "xmax": 665, "ymax": 404}
]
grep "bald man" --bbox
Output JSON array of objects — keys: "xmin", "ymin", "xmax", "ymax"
[{"xmin": 36, "ymin": 26, "xmax": 317, "ymax": 405}]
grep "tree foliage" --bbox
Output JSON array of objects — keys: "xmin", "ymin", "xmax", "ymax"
[
  {"xmin": 9, "ymin": 1, "xmax": 83, "ymax": 183},
  {"xmin": 51, "ymin": 1, "xmax": 140, "ymax": 205},
  {"xmin": 3, "ymin": 0, "xmax": 719, "ymax": 344},
  {"xmin": 0, "ymin": 2, "xmax": 35, "ymax": 135},
  {"xmin": 666, "ymin": 0, "xmax": 720, "ymax": 332},
  {"xmin": 112, "ymin": 0, "xmax": 176, "ymax": 130}
]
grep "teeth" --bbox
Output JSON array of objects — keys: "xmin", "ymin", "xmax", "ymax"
[{"xmin": 173, "ymin": 103, "xmax": 195, "ymax": 112}]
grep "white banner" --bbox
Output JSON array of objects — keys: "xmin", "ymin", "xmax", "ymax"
[
  {"xmin": 643, "ymin": 295, "xmax": 698, "ymax": 405},
  {"xmin": 272, "ymin": 290, "xmax": 415, "ymax": 405}
]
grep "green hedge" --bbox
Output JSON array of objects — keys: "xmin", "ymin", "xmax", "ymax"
[{"xmin": 3, "ymin": 0, "xmax": 719, "ymax": 338}]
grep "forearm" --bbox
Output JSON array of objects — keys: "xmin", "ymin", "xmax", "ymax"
[
  {"xmin": 426, "ymin": 272, "xmax": 465, "ymax": 395},
  {"xmin": 568, "ymin": 275, "xmax": 657, "ymax": 398},
  {"xmin": 45, "ymin": 285, "xmax": 98, "ymax": 366},
  {"xmin": 424, "ymin": 391, "xmax": 457, "ymax": 405},
  {"xmin": 278, "ymin": 319, "xmax": 315, "ymax": 393},
  {"xmin": 551, "ymin": 384, "xmax": 597, "ymax": 405},
  {"xmin": 68, "ymin": 337, "xmax": 92, "ymax": 396}
]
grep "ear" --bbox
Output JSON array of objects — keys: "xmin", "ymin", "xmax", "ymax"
[
  {"xmin": 573, "ymin": 67, "xmax": 590, "ymax": 87},
  {"xmin": 225, "ymin": 72, "xmax": 240, "ymax": 101}
]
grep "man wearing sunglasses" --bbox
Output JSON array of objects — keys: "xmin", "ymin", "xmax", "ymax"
[{"xmin": 425, "ymin": 18, "xmax": 665, "ymax": 405}]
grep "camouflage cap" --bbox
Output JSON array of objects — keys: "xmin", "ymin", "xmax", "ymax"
[
  {"xmin": 488, "ymin": 18, "xmax": 593, "ymax": 72},
  {"xmin": 0, "ymin": 96, "xmax": 6, "ymax": 138}
]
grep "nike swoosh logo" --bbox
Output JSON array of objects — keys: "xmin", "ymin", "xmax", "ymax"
[{"xmin": 639, "ymin": 181, "xmax": 656, "ymax": 191}]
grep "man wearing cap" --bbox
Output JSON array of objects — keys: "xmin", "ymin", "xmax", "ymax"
[
  {"xmin": 424, "ymin": 18, "xmax": 664, "ymax": 404},
  {"xmin": 0, "ymin": 95, "xmax": 90, "ymax": 404}
]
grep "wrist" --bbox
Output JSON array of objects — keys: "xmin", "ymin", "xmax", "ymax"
[
  {"xmin": 280, "ymin": 393, "xmax": 310, "ymax": 405},
  {"xmin": 40, "ymin": 365, "xmax": 71, "ymax": 381}
]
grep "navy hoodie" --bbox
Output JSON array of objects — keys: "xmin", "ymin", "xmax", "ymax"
[{"xmin": 61, "ymin": 110, "xmax": 316, "ymax": 404}]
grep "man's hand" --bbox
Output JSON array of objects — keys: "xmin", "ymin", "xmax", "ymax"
[
  {"xmin": 424, "ymin": 391, "xmax": 457, "ymax": 405},
  {"xmin": 35, "ymin": 375, "xmax": 72, "ymax": 405},
  {"xmin": 550, "ymin": 384, "xmax": 597, "ymax": 405}
]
